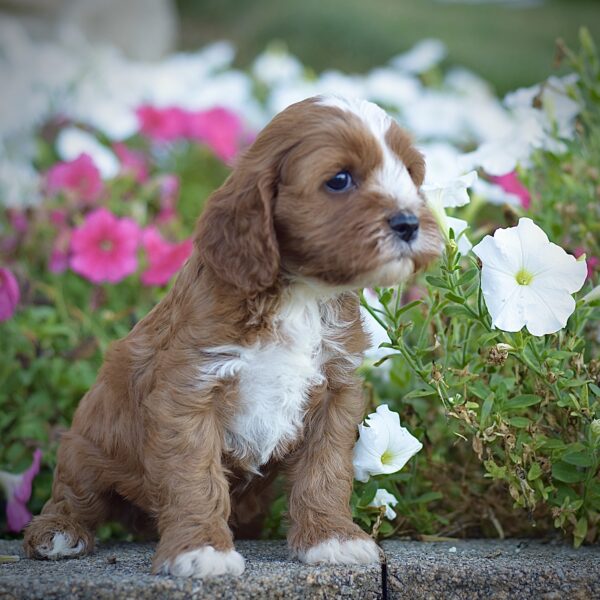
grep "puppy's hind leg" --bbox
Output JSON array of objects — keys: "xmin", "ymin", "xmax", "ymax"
[{"xmin": 24, "ymin": 432, "xmax": 113, "ymax": 560}]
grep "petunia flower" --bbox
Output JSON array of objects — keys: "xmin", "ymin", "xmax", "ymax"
[
  {"xmin": 368, "ymin": 488, "xmax": 399, "ymax": 520},
  {"xmin": 472, "ymin": 218, "xmax": 587, "ymax": 336},
  {"xmin": 141, "ymin": 226, "xmax": 193, "ymax": 286},
  {"xmin": 422, "ymin": 171, "xmax": 477, "ymax": 255},
  {"xmin": 490, "ymin": 171, "xmax": 530, "ymax": 209},
  {"xmin": 185, "ymin": 107, "xmax": 244, "ymax": 163},
  {"xmin": 0, "ymin": 268, "xmax": 20, "ymax": 322},
  {"xmin": 136, "ymin": 105, "xmax": 187, "ymax": 143},
  {"xmin": 156, "ymin": 174, "xmax": 180, "ymax": 223},
  {"xmin": 0, "ymin": 449, "xmax": 42, "ymax": 532},
  {"xmin": 113, "ymin": 143, "xmax": 149, "ymax": 183},
  {"xmin": 70, "ymin": 208, "xmax": 141, "ymax": 284},
  {"xmin": 56, "ymin": 127, "xmax": 119, "ymax": 180},
  {"xmin": 46, "ymin": 153, "xmax": 104, "ymax": 204},
  {"xmin": 49, "ymin": 228, "xmax": 71, "ymax": 274},
  {"xmin": 574, "ymin": 248, "xmax": 598, "ymax": 281},
  {"xmin": 353, "ymin": 404, "xmax": 423, "ymax": 483}
]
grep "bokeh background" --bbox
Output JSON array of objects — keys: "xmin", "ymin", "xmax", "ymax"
[{"xmin": 3, "ymin": 0, "xmax": 600, "ymax": 92}]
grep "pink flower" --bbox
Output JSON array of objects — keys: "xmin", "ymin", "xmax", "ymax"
[
  {"xmin": 185, "ymin": 107, "xmax": 244, "ymax": 162},
  {"xmin": 70, "ymin": 208, "xmax": 141, "ymax": 284},
  {"xmin": 490, "ymin": 171, "xmax": 531, "ymax": 209},
  {"xmin": 141, "ymin": 226, "xmax": 193, "ymax": 286},
  {"xmin": 46, "ymin": 153, "xmax": 104, "ymax": 204},
  {"xmin": 0, "ymin": 268, "xmax": 20, "ymax": 322},
  {"xmin": 8, "ymin": 209, "xmax": 28, "ymax": 234},
  {"xmin": 0, "ymin": 449, "xmax": 42, "ymax": 532},
  {"xmin": 113, "ymin": 143, "xmax": 149, "ymax": 183},
  {"xmin": 136, "ymin": 105, "xmax": 187, "ymax": 143},
  {"xmin": 49, "ymin": 228, "xmax": 72, "ymax": 274},
  {"xmin": 156, "ymin": 174, "xmax": 180, "ymax": 223},
  {"xmin": 574, "ymin": 248, "xmax": 599, "ymax": 281}
]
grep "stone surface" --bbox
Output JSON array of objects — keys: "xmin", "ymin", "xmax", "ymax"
[
  {"xmin": 0, "ymin": 539, "xmax": 382, "ymax": 600},
  {"xmin": 382, "ymin": 539, "xmax": 600, "ymax": 600},
  {"xmin": 2, "ymin": 538, "xmax": 600, "ymax": 599}
]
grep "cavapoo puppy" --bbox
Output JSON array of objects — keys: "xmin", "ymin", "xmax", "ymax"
[{"xmin": 24, "ymin": 95, "xmax": 441, "ymax": 577}]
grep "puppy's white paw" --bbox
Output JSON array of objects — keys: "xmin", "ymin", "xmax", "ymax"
[
  {"xmin": 160, "ymin": 546, "xmax": 245, "ymax": 578},
  {"xmin": 36, "ymin": 532, "xmax": 86, "ymax": 560},
  {"xmin": 298, "ymin": 537, "xmax": 381, "ymax": 565}
]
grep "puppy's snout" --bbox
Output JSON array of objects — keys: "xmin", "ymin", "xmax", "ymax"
[{"xmin": 388, "ymin": 213, "xmax": 419, "ymax": 243}]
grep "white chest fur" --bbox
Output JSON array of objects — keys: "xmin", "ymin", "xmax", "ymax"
[{"xmin": 199, "ymin": 286, "xmax": 335, "ymax": 472}]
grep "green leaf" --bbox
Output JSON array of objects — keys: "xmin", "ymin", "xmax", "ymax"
[
  {"xmin": 457, "ymin": 268, "xmax": 479, "ymax": 287},
  {"xmin": 359, "ymin": 480, "xmax": 379, "ymax": 507},
  {"xmin": 574, "ymin": 517, "xmax": 588, "ymax": 549},
  {"xmin": 445, "ymin": 292, "xmax": 465, "ymax": 305},
  {"xmin": 588, "ymin": 383, "xmax": 600, "ymax": 397},
  {"xmin": 527, "ymin": 463, "xmax": 543, "ymax": 481},
  {"xmin": 480, "ymin": 394, "xmax": 495, "ymax": 427},
  {"xmin": 425, "ymin": 275, "xmax": 449, "ymax": 289},
  {"xmin": 505, "ymin": 394, "xmax": 542, "ymax": 410},
  {"xmin": 562, "ymin": 451, "xmax": 594, "ymax": 468},
  {"xmin": 508, "ymin": 417, "xmax": 531, "ymax": 428},
  {"xmin": 552, "ymin": 461, "xmax": 586, "ymax": 483},
  {"xmin": 396, "ymin": 300, "xmax": 423, "ymax": 317},
  {"xmin": 410, "ymin": 491, "xmax": 444, "ymax": 504}
]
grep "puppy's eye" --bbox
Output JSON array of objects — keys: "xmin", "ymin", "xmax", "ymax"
[{"xmin": 325, "ymin": 171, "xmax": 354, "ymax": 193}]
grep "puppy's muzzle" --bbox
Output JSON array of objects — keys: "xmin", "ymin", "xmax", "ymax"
[{"xmin": 388, "ymin": 213, "xmax": 419, "ymax": 243}]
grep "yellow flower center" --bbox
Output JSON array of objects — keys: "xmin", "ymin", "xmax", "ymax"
[
  {"xmin": 515, "ymin": 268, "xmax": 534, "ymax": 286},
  {"xmin": 381, "ymin": 450, "xmax": 394, "ymax": 465}
]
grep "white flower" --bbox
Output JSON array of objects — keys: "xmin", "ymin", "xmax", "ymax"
[
  {"xmin": 390, "ymin": 39, "xmax": 447, "ymax": 74},
  {"xmin": 353, "ymin": 404, "xmax": 422, "ymax": 482},
  {"xmin": 56, "ymin": 127, "xmax": 119, "ymax": 179},
  {"xmin": 368, "ymin": 489, "xmax": 399, "ymax": 520},
  {"xmin": 471, "ymin": 178, "xmax": 521, "ymax": 207},
  {"xmin": 472, "ymin": 218, "xmax": 587, "ymax": 336},
  {"xmin": 583, "ymin": 285, "xmax": 600, "ymax": 304},
  {"xmin": 422, "ymin": 171, "xmax": 477, "ymax": 255},
  {"xmin": 252, "ymin": 47, "xmax": 304, "ymax": 87}
]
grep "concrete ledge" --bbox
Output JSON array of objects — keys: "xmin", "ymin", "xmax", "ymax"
[
  {"xmin": 1, "ymin": 538, "xmax": 599, "ymax": 599},
  {"xmin": 382, "ymin": 539, "xmax": 600, "ymax": 600},
  {"xmin": 0, "ymin": 540, "xmax": 382, "ymax": 599}
]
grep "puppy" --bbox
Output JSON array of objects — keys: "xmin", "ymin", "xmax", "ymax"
[{"xmin": 24, "ymin": 95, "xmax": 441, "ymax": 577}]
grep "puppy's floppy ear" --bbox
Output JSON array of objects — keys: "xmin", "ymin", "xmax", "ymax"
[{"xmin": 195, "ymin": 168, "xmax": 280, "ymax": 295}]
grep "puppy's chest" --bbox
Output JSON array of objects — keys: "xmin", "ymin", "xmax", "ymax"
[{"xmin": 201, "ymin": 296, "xmax": 337, "ymax": 472}]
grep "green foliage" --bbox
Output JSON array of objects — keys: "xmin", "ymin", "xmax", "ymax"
[{"xmin": 358, "ymin": 30, "xmax": 600, "ymax": 546}]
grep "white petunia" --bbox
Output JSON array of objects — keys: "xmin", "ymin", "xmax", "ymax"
[
  {"xmin": 252, "ymin": 47, "xmax": 304, "ymax": 87},
  {"xmin": 353, "ymin": 405, "xmax": 422, "ymax": 483},
  {"xmin": 390, "ymin": 39, "xmax": 447, "ymax": 74},
  {"xmin": 368, "ymin": 489, "xmax": 399, "ymax": 520},
  {"xmin": 472, "ymin": 218, "xmax": 587, "ymax": 336},
  {"xmin": 422, "ymin": 171, "xmax": 477, "ymax": 255},
  {"xmin": 56, "ymin": 127, "xmax": 119, "ymax": 179}
]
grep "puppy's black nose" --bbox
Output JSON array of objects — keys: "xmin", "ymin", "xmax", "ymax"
[{"xmin": 389, "ymin": 213, "xmax": 419, "ymax": 242}]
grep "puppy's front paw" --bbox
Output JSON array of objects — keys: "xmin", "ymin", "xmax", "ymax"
[
  {"xmin": 32, "ymin": 532, "xmax": 87, "ymax": 560},
  {"xmin": 159, "ymin": 546, "xmax": 245, "ymax": 578},
  {"xmin": 297, "ymin": 537, "xmax": 381, "ymax": 565}
]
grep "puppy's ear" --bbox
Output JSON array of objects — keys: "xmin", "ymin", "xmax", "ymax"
[{"xmin": 195, "ymin": 169, "xmax": 280, "ymax": 295}]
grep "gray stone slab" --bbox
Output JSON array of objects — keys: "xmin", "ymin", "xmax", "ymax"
[
  {"xmin": 0, "ymin": 540, "xmax": 382, "ymax": 600},
  {"xmin": 382, "ymin": 539, "xmax": 600, "ymax": 600}
]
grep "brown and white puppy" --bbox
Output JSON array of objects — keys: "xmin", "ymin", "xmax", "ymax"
[{"xmin": 24, "ymin": 95, "xmax": 441, "ymax": 577}]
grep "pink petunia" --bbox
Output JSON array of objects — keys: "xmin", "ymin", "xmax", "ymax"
[
  {"xmin": 8, "ymin": 209, "xmax": 28, "ymax": 234},
  {"xmin": 156, "ymin": 174, "xmax": 180, "ymax": 223},
  {"xmin": 70, "ymin": 208, "xmax": 141, "ymax": 284},
  {"xmin": 141, "ymin": 226, "xmax": 193, "ymax": 286},
  {"xmin": 49, "ymin": 228, "xmax": 72, "ymax": 274},
  {"xmin": 574, "ymin": 248, "xmax": 599, "ymax": 281},
  {"xmin": 0, "ymin": 449, "xmax": 42, "ymax": 532},
  {"xmin": 46, "ymin": 153, "xmax": 104, "ymax": 204},
  {"xmin": 490, "ymin": 171, "xmax": 531, "ymax": 210},
  {"xmin": 136, "ymin": 105, "xmax": 187, "ymax": 143},
  {"xmin": 113, "ymin": 143, "xmax": 149, "ymax": 183},
  {"xmin": 185, "ymin": 107, "xmax": 244, "ymax": 162},
  {"xmin": 0, "ymin": 268, "xmax": 20, "ymax": 322}
]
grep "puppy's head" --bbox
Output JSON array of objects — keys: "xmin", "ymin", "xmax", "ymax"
[{"xmin": 196, "ymin": 96, "xmax": 442, "ymax": 295}]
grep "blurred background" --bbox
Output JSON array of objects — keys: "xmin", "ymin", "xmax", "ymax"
[{"xmin": 1, "ymin": 0, "xmax": 599, "ymax": 94}]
